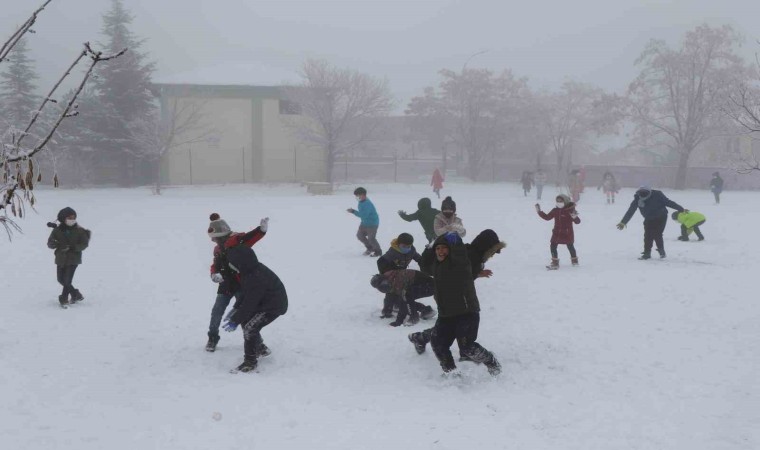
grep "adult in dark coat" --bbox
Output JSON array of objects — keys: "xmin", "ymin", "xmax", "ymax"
[
  {"xmin": 46, "ymin": 207, "xmax": 91, "ymax": 306},
  {"xmin": 617, "ymin": 186, "xmax": 684, "ymax": 259},
  {"xmin": 398, "ymin": 198, "xmax": 440, "ymax": 244},
  {"xmin": 409, "ymin": 234, "xmax": 501, "ymax": 376},
  {"xmin": 223, "ymin": 245, "xmax": 288, "ymax": 373}
]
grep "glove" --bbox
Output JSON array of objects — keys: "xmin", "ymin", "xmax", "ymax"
[
  {"xmin": 211, "ymin": 273, "xmax": 224, "ymax": 283},
  {"xmin": 535, "ymin": 204, "xmax": 540, "ymax": 212},
  {"xmin": 223, "ymin": 308, "xmax": 237, "ymax": 322},
  {"xmin": 398, "ymin": 210, "xmax": 406, "ymax": 216},
  {"xmin": 616, "ymin": 222, "xmax": 626, "ymax": 230},
  {"xmin": 259, "ymin": 217, "xmax": 269, "ymax": 232},
  {"xmin": 444, "ymin": 232, "xmax": 461, "ymax": 245},
  {"xmin": 570, "ymin": 212, "xmax": 578, "ymax": 219},
  {"xmin": 347, "ymin": 208, "xmax": 356, "ymax": 214},
  {"xmin": 222, "ymin": 321, "xmax": 238, "ymax": 332}
]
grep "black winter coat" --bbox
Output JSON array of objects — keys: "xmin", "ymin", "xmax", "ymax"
[
  {"xmin": 621, "ymin": 190, "xmax": 683, "ymax": 223},
  {"xmin": 466, "ymin": 229, "xmax": 505, "ymax": 279},
  {"xmin": 420, "ymin": 236, "xmax": 480, "ymax": 318},
  {"xmin": 47, "ymin": 225, "xmax": 91, "ymax": 266},
  {"xmin": 226, "ymin": 246, "xmax": 288, "ymax": 325},
  {"xmin": 377, "ymin": 241, "xmax": 421, "ymax": 274}
]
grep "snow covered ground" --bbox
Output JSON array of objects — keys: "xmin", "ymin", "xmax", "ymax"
[{"xmin": 1, "ymin": 182, "xmax": 757, "ymax": 450}]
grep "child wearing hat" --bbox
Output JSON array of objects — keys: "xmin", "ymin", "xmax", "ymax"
[
  {"xmin": 536, "ymin": 194, "xmax": 581, "ymax": 270},
  {"xmin": 434, "ymin": 196, "xmax": 466, "ymax": 238},
  {"xmin": 46, "ymin": 207, "xmax": 91, "ymax": 308},
  {"xmin": 205, "ymin": 213, "xmax": 269, "ymax": 352},
  {"xmin": 375, "ymin": 232, "xmax": 436, "ymax": 326}
]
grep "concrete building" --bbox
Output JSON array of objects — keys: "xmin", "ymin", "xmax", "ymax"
[{"xmin": 154, "ymin": 78, "xmax": 326, "ymax": 185}]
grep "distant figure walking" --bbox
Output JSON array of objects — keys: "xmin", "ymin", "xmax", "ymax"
[
  {"xmin": 597, "ymin": 171, "xmax": 619, "ymax": 204},
  {"xmin": 534, "ymin": 169, "xmax": 547, "ymax": 200},
  {"xmin": 431, "ymin": 168, "xmax": 444, "ymax": 199},
  {"xmin": 709, "ymin": 172, "xmax": 724, "ymax": 204},
  {"xmin": 520, "ymin": 171, "xmax": 534, "ymax": 197}
]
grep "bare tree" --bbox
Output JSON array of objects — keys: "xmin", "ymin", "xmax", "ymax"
[
  {"xmin": 723, "ymin": 44, "xmax": 760, "ymax": 174},
  {"xmin": 539, "ymin": 81, "xmax": 618, "ymax": 183},
  {"xmin": 407, "ymin": 68, "xmax": 530, "ymax": 180},
  {"xmin": 129, "ymin": 97, "xmax": 215, "ymax": 194},
  {"xmin": 0, "ymin": 0, "xmax": 125, "ymax": 239},
  {"xmin": 284, "ymin": 59, "xmax": 395, "ymax": 183},
  {"xmin": 627, "ymin": 24, "xmax": 748, "ymax": 189}
]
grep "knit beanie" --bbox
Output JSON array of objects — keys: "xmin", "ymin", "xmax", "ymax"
[
  {"xmin": 397, "ymin": 233, "xmax": 414, "ymax": 246},
  {"xmin": 441, "ymin": 196, "xmax": 456, "ymax": 212},
  {"xmin": 208, "ymin": 213, "xmax": 232, "ymax": 238}
]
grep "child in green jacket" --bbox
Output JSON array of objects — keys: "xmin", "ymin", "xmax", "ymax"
[{"xmin": 671, "ymin": 211, "xmax": 706, "ymax": 241}]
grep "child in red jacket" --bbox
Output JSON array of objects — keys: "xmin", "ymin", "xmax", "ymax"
[{"xmin": 536, "ymin": 194, "xmax": 581, "ymax": 270}]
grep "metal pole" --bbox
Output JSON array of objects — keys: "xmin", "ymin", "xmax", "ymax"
[
  {"xmin": 242, "ymin": 147, "xmax": 246, "ymax": 183},
  {"xmin": 188, "ymin": 145, "xmax": 193, "ymax": 185}
]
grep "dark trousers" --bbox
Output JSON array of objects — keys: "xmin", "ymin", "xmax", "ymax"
[
  {"xmin": 430, "ymin": 313, "xmax": 484, "ymax": 372},
  {"xmin": 550, "ymin": 243, "xmax": 577, "ymax": 258},
  {"xmin": 357, "ymin": 225, "xmax": 381, "ymax": 253},
  {"xmin": 713, "ymin": 192, "xmax": 720, "ymax": 204},
  {"xmin": 536, "ymin": 184, "xmax": 544, "ymax": 200},
  {"xmin": 643, "ymin": 216, "xmax": 668, "ymax": 253},
  {"xmin": 56, "ymin": 265, "xmax": 78, "ymax": 297},
  {"xmin": 242, "ymin": 312, "xmax": 280, "ymax": 362},
  {"xmin": 681, "ymin": 220, "xmax": 705, "ymax": 240}
]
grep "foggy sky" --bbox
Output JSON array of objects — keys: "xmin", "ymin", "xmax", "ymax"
[{"xmin": 2, "ymin": 0, "xmax": 758, "ymax": 110}]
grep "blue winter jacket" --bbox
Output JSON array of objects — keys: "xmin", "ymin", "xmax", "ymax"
[
  {"xmin": 621, "ymin": 190, "xmax": 684, "ymax": 223},
  {"xmin": 353, "ymin": 198, "xmax": 380, "ymax": 227}
]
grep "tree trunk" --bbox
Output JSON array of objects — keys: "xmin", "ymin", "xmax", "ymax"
[
  {"xmin": 325, "ymin": 145, "xmax": 335, "ymax": 184},
  {"xmin": 674, "ymin": 150, "xmax": 691, "ymax": 190}
]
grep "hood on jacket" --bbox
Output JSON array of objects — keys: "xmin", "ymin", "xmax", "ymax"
[
  {"xmin": 226, "ymin": 246, "xmax": 260, "ymax": 275},
  {"xmin": 417, "ymin": 197, "xmax": 432, "ymax": 210},
  {"xmin": 57, "ymin": 207, "xmax": 77, "ymax": 223},
  {"xmin": 470, "ymin": 229, "xmax": 507, "ymax": 262}
]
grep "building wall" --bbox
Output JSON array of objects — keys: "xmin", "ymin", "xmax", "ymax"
[
  {"xmin": 159, "ymin": 87, "xmax": 327, "ymax": 185},
  {"xmin": 260, "ymin": 98, "xmax": 326, "ymax": 182},
  {"xmin": 162, "ymin": 96, "xmax": 253, "ymax": 185}
]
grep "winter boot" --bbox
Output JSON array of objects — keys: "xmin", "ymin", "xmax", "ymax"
[
  {"xmin": 408, "ymin": 332, "xmax": 427, "ymax": 354},
  {"xmin": 657, "ymin": 249, "xmax": 667, "ymax": 259},
  {"xmin": 571, "ymin": 256, "xmax": 579, "ymax": 266},
  {"xmin": 362, "ymin": 249, "xmax": 372, "ymax": 256},
  {"xmin": 234, "ymin": 359, "xmax": 257, "ymax": 373},
  {"xmin": 463, "ymin": 343, "xmax": 501, "ymax": 376},
  {"xmin": 421, "ymin": 305, "xmax": 437, "ymax": 320},
  {"xmin": 379, "ymin": 311, "xmax": 394, "ymax": 319},
  {"xmin": 546, "ymin": 258, "xmax": 559, "ymax": 270},
  {"xmin": 70, "ymin": 289, "xmax": 84, "ymax": 303},
  {"xmin": 206, "ymin": 334, "xmax": 220, "ymax": 352},
  {"xmin": 255, "ymin": 344, "xmax": 271, "ymax": 358},
  {"xmin": 638, "ymin": 251, "xmax": 651, "ymax": 260},
  {"xmin": 677, "ymin": 236, "xmax": 688, "ymax": 241},
  {"xmin": 58, "ymin": 294, "xmax": 70, "ymax": 308}
]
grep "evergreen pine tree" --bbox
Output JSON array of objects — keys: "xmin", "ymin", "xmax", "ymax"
[
  {"xmin": 93, "ymin": 0, "xmax": 155, "ymax": 185},
  {"xmin": 0, "ymin": 37, "xmax": 39, "ymax": 135}
]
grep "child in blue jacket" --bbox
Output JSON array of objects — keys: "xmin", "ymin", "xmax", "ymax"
[{"xmin": 347, "ymin": 187, "xmax": 382, "ymax": 256}]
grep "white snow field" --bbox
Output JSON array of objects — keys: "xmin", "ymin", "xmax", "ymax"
[{"xmin": 1, "ymin": 182, "xmax": 757, "ymax": 450}]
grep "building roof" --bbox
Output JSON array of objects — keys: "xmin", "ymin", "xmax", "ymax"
[{"xmin": 154, "ymin": 62, "xmax": 299, "ymax": 87}]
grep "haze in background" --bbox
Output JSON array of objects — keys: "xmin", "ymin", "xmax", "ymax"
[{"xmin": 2, "ymin": 0, "xmax": 758, "ymax": 109}]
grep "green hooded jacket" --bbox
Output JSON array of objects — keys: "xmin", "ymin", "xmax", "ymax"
[
  {"xmin": 674, "ymin": 211, "xmax": 706, "ymax": 231},
  {"xmin": 398, "ymin": 198, "xmax": 439, "ymax": 243}
]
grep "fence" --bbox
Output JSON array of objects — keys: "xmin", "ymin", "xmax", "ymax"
[{"xmin": 331, "ymin": 156, "xmax": 760, "ymax": 190}]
